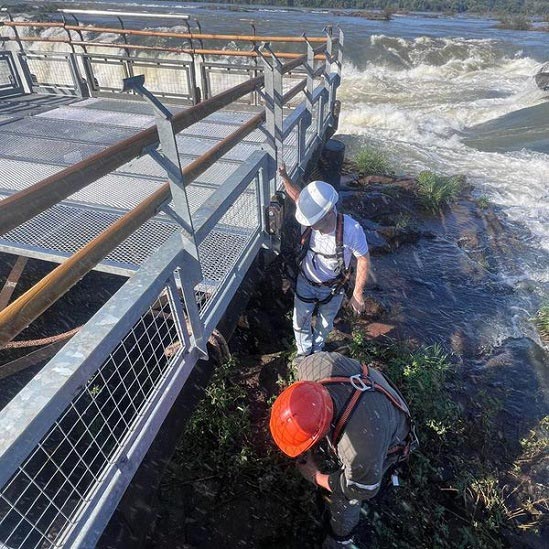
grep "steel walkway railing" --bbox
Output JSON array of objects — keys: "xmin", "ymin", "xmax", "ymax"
[{"xmin": 0, "ymin": 13, "xmax": 343, "ymax": 548}]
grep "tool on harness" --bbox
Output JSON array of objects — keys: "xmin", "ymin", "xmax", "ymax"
[
  {"xmin": 266, "ymin": 193, "xmax": 284, "ymax": 237},
  {"xmin": 318, "ymin": 363, "xmax": 418, "ymax": 462},
  {"xmin": 295, "ymin": 212, "xmax": 351, "ymax": 306}
]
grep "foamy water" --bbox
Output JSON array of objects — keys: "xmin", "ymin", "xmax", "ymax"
[{"xmin": 338, "ymin": 35, "xmax": 549, "ymax": 273}]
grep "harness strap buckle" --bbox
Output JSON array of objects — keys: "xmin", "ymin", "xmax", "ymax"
[{"xmin": 349, "ymin": 374, "xmax": 373, "ymax": 392}]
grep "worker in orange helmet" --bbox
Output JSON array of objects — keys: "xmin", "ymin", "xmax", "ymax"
[{"xmin": 270, "ymin": 352, "xmax": 417, "ymax": 548}]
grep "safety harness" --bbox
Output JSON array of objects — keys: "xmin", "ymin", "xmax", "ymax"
[
  {"xmin": 295, "ymin": 212, "xmax": 351, "ymax": 305},
  {"xmin": 318, "ymin": 363, "xmax": 417, "ymax": 461}
]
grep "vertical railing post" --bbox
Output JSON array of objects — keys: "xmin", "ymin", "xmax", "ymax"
[
  {"xmin": 122, "ymin": 75, "xmax": 207, "ymax": 356},
  {"xmin": 298, "ymin": 35, "xmax": 316, "ymax": 164},
  {"xmin": 68, "ymin": 53, "xmax": 89, "ymax": 97},
  {"xmin": 258, "ymin": 43, "xmax": 284, "ymax": 194}
]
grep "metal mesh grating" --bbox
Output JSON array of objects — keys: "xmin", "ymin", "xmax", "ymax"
[
  {"xmin": 175, "ymin": 135, "xmax": 263, "ymax": 162},
  {"xmin": 282, "ymin": 125, "xmax": 299, "ymax": 175},
  {"xmin": 87, "ymin": 57, "xmax": 129, "ymax": 92},
  {"xmin": 196, "ymin": 177, "xmax": 259, "ymax": 313},
  {"xmin": 0, "ymin": 135, "xmax": 105, "ymax": 165},
  {"xmin": 0, "ymin": 60, "xmax": 13, "ymax": 87},
  {"xmin": 132, "ymin": 61, "xmax": 190, "ymax": 97},
  {"xmin": 0, "ymin": 292, "xmax": 184, "ymax": 548},
  {"xmin": 0, "ymin": 117, "xmax": 138, "ymax": 145},
  {"xmin": 36, "ymin": 107, "xmax": 155, "ymax": 130},
  {"xmin": 0, "ymin": 202, "xmax": 179, "ymax": 272},
  {"xmin": 24, "ymin": 55, "xmax": 75, "ymax": 89}
]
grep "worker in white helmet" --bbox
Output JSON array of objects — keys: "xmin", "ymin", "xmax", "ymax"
[{"xmin": 278, "ymin": 163, "xmax": 370, "ymax": 360}]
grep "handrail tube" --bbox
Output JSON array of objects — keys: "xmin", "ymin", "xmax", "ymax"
[
  {"xmin": 0, "ymin": 76, "xmax": 263, "ymax": 236},
  {"xmin": 0, "ymin": 113, "xmax": 265, "ymax": 349},
  {"xmin": 1, "ymin": 36, "xmax": 326, "ymax": 60},
  {"xmin": 282, "ymin": 78, "xmax": 306, "ymax": 105},
  {"xmin": 2, "ymin": 20, "xmax": 327, "ymax": 43}
]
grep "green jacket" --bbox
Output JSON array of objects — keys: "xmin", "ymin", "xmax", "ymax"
[{"xmin": 297, "ymin": 352, "xmax": 411, "ymax": 501}]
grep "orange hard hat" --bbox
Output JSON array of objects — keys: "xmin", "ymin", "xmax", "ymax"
[{"xmin": 269, "ymin": 381, "xmax": 334, "ymax": 457}]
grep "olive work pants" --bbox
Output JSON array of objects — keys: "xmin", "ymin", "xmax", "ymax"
[{"xmin": 322, "ymin": 492, "xmax": 363, "ymax": 548}]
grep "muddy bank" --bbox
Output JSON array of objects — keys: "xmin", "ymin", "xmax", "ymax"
[{"xmin": 149, "ymin": 171, "xmax": 548, "ymax": 548}]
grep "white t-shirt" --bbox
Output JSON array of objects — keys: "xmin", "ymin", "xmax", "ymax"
[{"xmin": 301, "ymin": 214, "xmax": 369, "ymax": 284}]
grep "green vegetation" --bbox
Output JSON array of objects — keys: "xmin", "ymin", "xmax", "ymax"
[
  {"xmin": 416, "ymin": 170, "xmax": 463, "ymax": 212},
  {"xmin": 354, "ymin": 146, "xmax": 394, "ymax": 176},
  {"xmin": 476, "ymin": 195, "xmax": 490, "ymax": 209},
  {"xmin": 497, "ymin": 14, "xmax": 532, "ymax": 30},
  {"xmin": 152, "ymin": 1, "xmax": 549, "ymax": 17},
  {"xmin": 161, "ymin": 356, "xmax": 320, "ymax": 546},
  {"xmin": 533, "ymin": 304, "xmax": 549, "ymax": 340}
]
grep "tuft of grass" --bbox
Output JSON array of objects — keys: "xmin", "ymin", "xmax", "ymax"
[
  {"xmin": 497, "ymin": 15, "xmax": 532, "ymax": 31},
  {"xmin": 520, "ymin": 416, "xmax": 549, "ymax": 460},
  {"xmin": 416, "ymin": 171, "xmax": 463, "ymax": 212},
  {"xmin": 354, "ymin": 146, "xmax": 393, "ymax": 176},
  {"xmin": 476, "ymin": 195, "xmax": 490, "ymax": 209},
  {"xmin": 533, "ymin": 304, "xmax": 549, "ymax": 340},
  {"xmin": 395, "ymin": 213, "xmax": 412, "ymax": 230}
]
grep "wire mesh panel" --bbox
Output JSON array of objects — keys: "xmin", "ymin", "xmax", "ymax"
[
  {"xmin": 201, "ymin": 62, "xmax": 260, "ymax": 105},
  {"xmin": 20, "ymin": 52, "xmax": 77, "ymax": 93},
  {"xmin": 81, "ymin": 54, "xmax": 130, "ymax": 94},
  {"xmin": 0, "ymin": 288, "xmax": 186, "ymax": 548},
  {"xmin": 0, "ymin": 52, "xmax": 23, "ymax": 98},
  {"xmin": 195, "ymin": 177, "xmax": 260, "ymax": 315},
  {"xmin": 130, "ymin": 58, "xmax": 193, "ymax": 101}
]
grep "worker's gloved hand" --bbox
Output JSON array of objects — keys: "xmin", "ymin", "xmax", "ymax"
[
  {"xmin": 296, "ymin": 451, "xmax": 319, "ymax": 484},
  {"xmin": 349, "ymin": 292, "xmax": 365, "ymax": 315}
]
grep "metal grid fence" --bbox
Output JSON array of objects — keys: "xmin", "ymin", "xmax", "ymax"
[
  {"xmin": 20, "ymin": 53, "xmax": 77, "ymax": 91},
  {"xmin": 200, "ymin": 61, "xmax": 260, "ymax": 105},
  {"xmin": 81, "ymin": 54, "xmax": 195, "ymax": 102},
  {"xmin": 195, "ymin": 177, "xmax": 260, "ymax": 316},
  {"xmin": 0, "ymin": 288, "xmax": 185, "ymax": 548}
]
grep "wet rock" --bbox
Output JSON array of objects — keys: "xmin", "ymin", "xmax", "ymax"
[
  {"xmin": 363, "ymin": 296, "xmax": 386, "ymax": 319},
  {"xmin": 363, "ymin": 175, "xmax": 396, "ymax": 185},
  {"xmin": 364, "ymin": 229, "xmax": 390, "ymax": 254}
]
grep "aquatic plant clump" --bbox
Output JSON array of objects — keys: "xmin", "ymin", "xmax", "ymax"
[
  {"xmin": 354, "ymin": 146, "xmax": 394, "ymax": 176},
  {"xmin": 416, "ymin": 171, "xmax": 463, "ymax": 212},
  {"xmin": 533, "ymin": 304, "xmax": 549, "ymax": 340}
]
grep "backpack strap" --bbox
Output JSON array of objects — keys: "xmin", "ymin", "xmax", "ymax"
[
  {"xmin": 318, "ymin": 363, "xmax": 414, "ymax": 455},
  {"xmin": 334, "ymin": 212, "xmax": 345, "ymax": 275}
]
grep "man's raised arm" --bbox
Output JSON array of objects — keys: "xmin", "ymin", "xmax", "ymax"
[{"xmin": 278, "ymin": 163, "xmax": 301, "ymax": 204}]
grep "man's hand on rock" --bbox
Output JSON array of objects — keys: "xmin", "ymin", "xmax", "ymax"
[{"xmin": 350, "ymin": 292, "xmax": 365, "ymax": 315}]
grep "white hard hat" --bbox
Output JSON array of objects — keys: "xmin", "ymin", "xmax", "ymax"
[{"xmin": 295, "ymin": 181, "xmax": 338, "ymax": 226}]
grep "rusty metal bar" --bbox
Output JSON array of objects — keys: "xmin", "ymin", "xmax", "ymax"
[
  {"xmin": 0, "ymin": 76, "xmax": 263, "ymax": 236},
  {"xmin": 2, "ymin": 20, "xmax": 327, "ymax": 43},
  {"xmin": 282, "ymin": 78, "xmax": 307, "ymax": 105},
  {"xmin": 0, "ymin": 256, "xmax": 28, "ymax": 311},
  {"xmin": 0, "ymin": 112, "xmax": 265, "ymax": 349},
  {"xmin": 0, "ymin": 36, "xmax": 325, "ymax": 60}
]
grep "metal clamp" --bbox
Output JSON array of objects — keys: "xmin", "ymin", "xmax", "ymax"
[{"xmin": 349, "ymin": 374, "xmax": 373, "ymax": 392}]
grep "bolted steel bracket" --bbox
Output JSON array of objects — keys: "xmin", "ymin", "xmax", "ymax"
[{"xmin": 122, "ymin": 75, "xmax": 173, "ymax": 120}]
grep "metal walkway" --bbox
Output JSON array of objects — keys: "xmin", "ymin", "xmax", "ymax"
[
  {"xmin": 0, "ymin": 10, "xmax": 343, "ymax": 549},
  {"xmin": 0, "ymin": 96, "xmax": 270, "ymax": 276}
]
